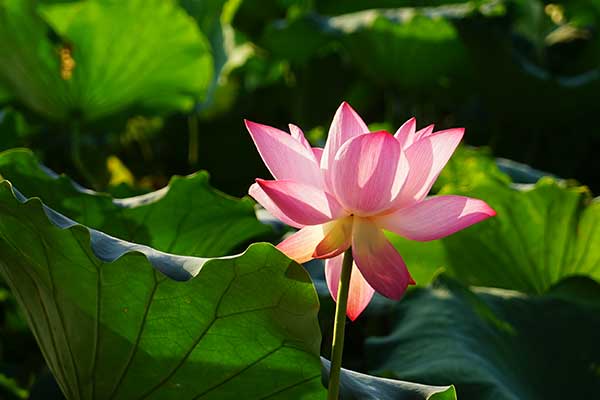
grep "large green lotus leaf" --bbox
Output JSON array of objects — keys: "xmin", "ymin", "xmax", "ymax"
[
  {"xmin": 0, "ymin": 149, "xmax": 271, "ymax": 257},
  {"xmin": 0, "ymin": 179, "xmax": 326, "ymax": 399},
  {"xmin": 321, "ymin": 358, "xmax": 456, "ymax": 400},
  {"xmin": 435, "ymin": 147, "xmax": 600, "ymax": 294},
  {"xmin": 367, "ymin": 275, "xmax": 600, "ymax": 400},
  {"xmin": 0, "ymin": 0, "xmax": 212, "ymax": 121}
]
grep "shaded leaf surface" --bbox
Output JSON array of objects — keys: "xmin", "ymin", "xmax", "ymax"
[
  {"xmin": 260, "ymin": 5, "xmax": 485, "ymax": 93},
  {"xmin": 0, "ymin": 84, "xmax": 11, "ymax": 104},
  {"xmin": 0, "ymin": 179, "xmax": 326, "ymax": 399},
  {"xmin": 367, "ymin": 275, "xmax": 600, "ymax": 400},
  {"xmin": 334, "ymin": 11, "xmax": 469, "ymax": 90}
]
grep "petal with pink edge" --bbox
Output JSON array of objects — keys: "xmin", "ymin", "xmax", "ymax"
[
  {"xmin": 312, "ymin": 148, "xmax": 323, "ymax": 164},
  {"xmin": 415, "ymin": 124, "xmax": 435, "ymax": 141},
  {"xmin": 375, "ymin": 195, "xmax": 496, "ymax": 241},
  {"xmin": 245, "ymin": 120, "xmax": 322, "ymax": 187},
  {"xmin": 288, "ymin": 123, "xmax": 311, "ymax": 151},
  {"xmin": 321, "ymin": 102, "xmax": 369, "ymax": 183},
  {"xmin": 394, "ymin": 117, "xmax": 416, "ymax": 149},
  {"xmin": 352, "ymin": 218, "xmax": 414, "ymax": 300},
  {"xmin": 249, "ymin": 183, "xmax": 304, "ymax": 228},
  {"xmin": 255, "ymin": 179, "xmax": 344, "ymax": 226},
  {"xmin": 277, "ymin": 224, "xmax": 329, "ymax": 263},
  {"xmin": 325, "ymin": 255, "xmax": 375, "ymax": 321},
  {"xmin": 331, "ymin": 132, "xmax": 407, "ymax": 215},
  {"xmin": 390, "ymin": 150, "xmax": 410, "ymax": 205},
  {"xmin": 395, "ymin": 120, "xmax": 436, "ymax": 150},
  {"xmin": 394, "ymin": 128, "xmax": 464, "ymax": 207}
]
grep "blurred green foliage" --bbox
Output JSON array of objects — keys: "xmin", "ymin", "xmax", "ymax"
[
  {"xmin": 0, "ymin": 0, "xmax": 598, "ymax": 195},
  {"xmin": 0, "ymin": 0, "xmax": 213, "ymax": 121}
]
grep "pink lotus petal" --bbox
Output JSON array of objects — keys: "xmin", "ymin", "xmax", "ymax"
[
  {"xmin": 395, "ymin": 119, "xmax": 436, "ymax": 149},
  {"xmin": 415, "ymin": 124, "xmax": 435, "ymax": 142},
  {"xmin": 245, "ymin": 120, "xmax": 322, "ymax": 187},
  {"xmin": 390, "ymin": 150, "xmax": 410, "ymax": 205},
  {"xmin": 394, "ymin": 128, "xmax": 464, "ymax": 207},
  {"xmin": 325, "ymin": 254, "xmax": 375, "ymax": 321},
  {"xmin": 394, "ymin": 117, "xmax": 416, "ymax": 149},
  {"xmin": 313, "ymin": 216, "xmax": 353, "ymax": 259},
  {"xmin": 376, "ymin": 195, "xmax": 496, "ymax": 241},
  {"xmin": 277, "ymin": 224, "xmax": 328, "ymax": 263},
  {"xmin": 312, "ymin": 147, "xmax": 323, "ymax": 164},
  {"xmin": 249, "ymin": 183, "xmax": 304, "ymax": 228},
  {"xmin": 288, "ymin": 123, "xmax": 311, "ymax": 151},
  {"xmin": 255, "ymin": 179, "xmax": 344, "ymax": 226},
  {"xmin": 352, "ymin": 218, "xmax": 414, "ymax": 300},
  {"xmin": 321, "ymin": 102, "xmax": 369, "ymax": 187},
  {"xmin": 331, "ymin": 132, "xmax": 407, "ymax": 215}
]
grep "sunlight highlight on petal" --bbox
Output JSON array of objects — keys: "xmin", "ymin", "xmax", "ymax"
[
  {"xmin": 376, "ymin": 195, "xmax": 496, "ymax": 241},
  {"xmin": 245, "ymin": 120, "xmax": 322, "ymax": 187}
]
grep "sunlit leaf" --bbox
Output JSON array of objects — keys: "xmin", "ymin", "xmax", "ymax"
[
  {"xmin": 437, "ymin": 147, "xmax": 600, "ymax": 294},
  {"xmin": 0, "ymin": 0, "xmax": 213, "ymax": 121},
  {"xmin": 0, "ymin": 148, "xmax": 271, "ymax": 257},
  {"xmin": 0, "ymin": 175, "xmax": 325, "ymax": 399},
  {"xmin": 386, "ymin": 233, "xmax": 447, "ymax": 288},
  {"xmin": 384, "ymin": 146, "xmax": 600, "ymax": 300}
]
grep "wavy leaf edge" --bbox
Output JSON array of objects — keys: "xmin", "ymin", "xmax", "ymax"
[{"xmin": 0, "ymin": 176, "xmax": 268, "ymax": 282}]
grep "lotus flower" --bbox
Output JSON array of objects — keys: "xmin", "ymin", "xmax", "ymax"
[{"xmin": 246, "ymin": 102, "xmax": 495, "ymax": 320}]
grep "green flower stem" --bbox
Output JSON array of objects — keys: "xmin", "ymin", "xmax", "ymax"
[{"xmin": 327, "ymin": 247, "xmax": 353, "ymax": 400}]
